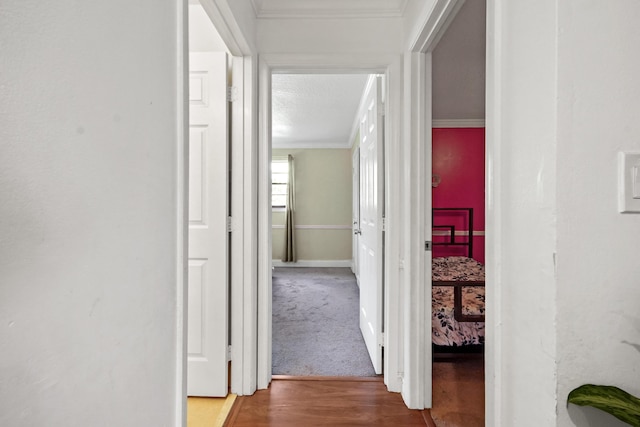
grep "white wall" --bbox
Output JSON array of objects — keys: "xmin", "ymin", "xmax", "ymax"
[
  {"xmin": 489, "ymin": 1, "xmax": 640, "ymax": 426},
  {"xmin": 0, "ymin": 1, "xmax": 183, "ymax": 425},
  {"xmin": 256, "ymin": 18, "xmax": 403, "ymax": 54},
  {"xmin": 189, "ymin": 2, "xmax": 229, "ymax": 52},
  {"xmin": 486, "ymin": 0, "xmax": 558, "ymax": 424},
  {"xmin": 556, "ymin": 1, "xmax": 640, "ymax": 426}
]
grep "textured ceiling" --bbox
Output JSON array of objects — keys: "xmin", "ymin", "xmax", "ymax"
[{"xmin": 272, "ymin": 74, "xmax": 370, "ymax": 148}]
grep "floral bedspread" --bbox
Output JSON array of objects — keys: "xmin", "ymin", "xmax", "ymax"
[{"xmin": 432, "ymin": 256, "xmax": 485, "ymax": 347}]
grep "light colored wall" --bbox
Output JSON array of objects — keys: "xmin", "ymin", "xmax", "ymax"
[
  {"xmin": 256, "ymin": 18, "xmax": 403, "ymax": 54},
  {"xmin": 0, "ymin": 0, "xmax": 181, "ymax": 425},
  {"xmin": 189, "ymin": 3, "xmax": 229, "ymax": 53},
  {"xmin": 432, "ymin": 0, "xmax": 485, "ymax": 121},
  {"xmin": 486, "ymin": 1, "xmax": 558, "ymax": 424},
  {"xmin": 556, "ymin": 2, "xmax": 640, "ymax": 426},
  {"xmin": 272, "ymin": 149, "xmax": 352, "ymax": 262},
  {"xmin": 489, "ymin": 1, "xmax": 640, "ymax": 426}
]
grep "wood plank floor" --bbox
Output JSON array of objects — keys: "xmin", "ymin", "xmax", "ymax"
[{"xmin": 224, "ymin": 376, "xmax": 432, "ymax": 426}]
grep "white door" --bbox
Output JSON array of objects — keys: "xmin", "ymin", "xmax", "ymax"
[
  {"xmin": 187, "ymin": 52, "xmax": 230, "ymax": 397},
  {"xmin": 359, "ymin": 76, "xmax": 384, "ymax": 374},
  {"xmin": 352, "ymin": 147, "xmax": 360, "ymax": 284}
]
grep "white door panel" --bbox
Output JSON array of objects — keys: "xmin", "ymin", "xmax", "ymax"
[
  {"xmin": 187, "ymin": 52, "xmax": 229, "ymax": 397},
  {"xmin": 359, "ymin": 76, "xmax": 384, "ymax": 374}
]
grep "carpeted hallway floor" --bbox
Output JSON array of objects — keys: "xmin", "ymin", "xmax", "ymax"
[{"xmin": 272, "ymin": 267, "xmax": 377, "ymax": 377}]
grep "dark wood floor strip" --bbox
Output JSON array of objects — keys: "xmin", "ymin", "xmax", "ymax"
[{"xmin": 224, "ymin": 378, "xmax": 427, "ymax": 426}]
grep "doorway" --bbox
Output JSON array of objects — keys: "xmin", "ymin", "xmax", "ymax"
[
  {"xmin": 269, "ymin": 73, "xmax": 382, "ymax": 377},
  {"xmin": 256, "ymin": 56, "xmax": 405, "ymax": 394},
  {"xmin": 429, "ymin": 0, "xmax": 487, "ymax": 424}
]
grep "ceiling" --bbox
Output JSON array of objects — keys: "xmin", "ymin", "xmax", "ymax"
[{"xmin": 272, "ymin": 74, "xmax": 370, "ymax": 149}]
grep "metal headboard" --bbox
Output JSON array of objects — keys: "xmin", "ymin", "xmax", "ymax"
[{"xmin": 432, "ymin": 207, "xmax": 474, "ymax": 258}]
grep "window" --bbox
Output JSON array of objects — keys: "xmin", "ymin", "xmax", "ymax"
[{"xmin": 272, "ymin": 158, "xmax": 288, "ymax": 208}]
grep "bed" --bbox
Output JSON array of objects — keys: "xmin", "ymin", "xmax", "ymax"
[{"xmin": 432, "ymin": 208, "xmax": 485, "ymax": 354}]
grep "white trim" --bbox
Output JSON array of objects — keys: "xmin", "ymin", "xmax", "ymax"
[
  {"xmin": 271, "ymin": 224, "xmax": 352, "ymax": 230},
  {"xmin": 407, "ymin": 0, "xmax": 465, "ymax": 53},
  {"xmin": 400, "ymin": 51, "xmax": 430, "ymax": 410},
  {"xmin": 272, "ymin": 260, "xmax": 352, "ymax": 268},
  {"xmin": 257, "ymin": 58, "xmax": 273, "ymax": 390},
  {"xmin": 258, "ymin": 53, "xmax": 404, "ymax": 397},
  {"xmin": 175, "ymin": 0, "xmax": 189, "ymax": 424},
  {"xmin": 485, "ymin": 0, "xmax": 503, "ymax": 424},
  {"xmin": 202, "ymin": 0, "xmax": 255, "ymax": 55},
  {"xmin": 230, "ymin": 55, "xmax": 259, "ymax": 396},
  {"xmin": 382, "ymin": 55, "xmax": 403, "ymax": 397},
  {"xmin": 432, "ymin": 119, "xmax": 485, "ymax": 128}
]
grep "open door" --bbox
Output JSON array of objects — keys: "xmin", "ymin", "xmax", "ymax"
[
  {"xmin": 358, "ymin": 76, "xmax": 384, "ymax": 374},
  {"xmin": 187, "ymin": 52, "xmax": 230, "ymax": 397}
]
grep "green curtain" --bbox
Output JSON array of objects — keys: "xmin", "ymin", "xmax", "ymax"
[{"xmin": 282, "ymin": 155, "xmax": 296, "ymax": 262}]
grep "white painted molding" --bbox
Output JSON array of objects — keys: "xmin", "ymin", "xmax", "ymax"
[
  {"xmin": 202, "ymin": 0, "xmax": 254, "ymax": 55},
  {"xmin": 408, "ymin": 0, "xmax": 465, "ymax": 53},
  {"xmin": 175, "ymin": 0, "xmax": 189, "ymax": 424},
  {"xmin": 257, "ymin": 56, "xmax": 273, "ymax": 391},
  {"xmin": 258, "ymin": 52, "xmax": 404, "ymax": 397},
  {"xmin": 271, "ymin": 224, "xmax": 352, "ymax": 230},
  {"xmin": 272, "ymin": 259, "xmax": 352, "ymax": 268},
  {"xmin": 432, "ymin": 119, "xmax": 485, "ymax": 128}
]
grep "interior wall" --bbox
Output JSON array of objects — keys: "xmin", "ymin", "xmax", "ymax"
[
  {"xmin": 432, "ymin": 0, "xmax": 486, "ymax": 121},
  {"xmin": 0, "ymin": 0, "xmax": 182, "ymax": 425},
  {"xmin": 272, "ymin": 149, "xmax": 352, "ymax": 264},
  {"xmin": 432, "ymin": 128, "xmax": 485, "ymax": 263},
  {"xmin": 556, "ymin": 1, "xmax": 640, "ymax": 426},
  {"xmin": 256, "ymin": 18, "xmax": 403, "ymax": 54},
  {"xmin": 189, "ymin": 2, "xmax": 229, "ymax": 52},
  {"xmin": 485, "ymin": 0, "xmax": 558, "ymax": 424}
]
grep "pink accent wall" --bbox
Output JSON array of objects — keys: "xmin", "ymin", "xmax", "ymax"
[{"xmin": 432, "ymin": 128, "xmax": 486, "ymax": 263}]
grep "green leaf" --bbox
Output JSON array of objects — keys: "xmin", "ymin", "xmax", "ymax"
[{"xmin": 568, "ymin": 384, "xmax": 640, "ymax": 427}]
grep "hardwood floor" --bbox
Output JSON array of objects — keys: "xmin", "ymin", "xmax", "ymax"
[
  {"xmin": 224, "ymin": 376, "xmax": 432, "ymax": 426},
  {"xmin": 223, "ymin": 357, "xmax": 484, "ymax": 427},
  {"xmin": 431, "ymin": 356, "xmax": 485, "ymax": 427}
]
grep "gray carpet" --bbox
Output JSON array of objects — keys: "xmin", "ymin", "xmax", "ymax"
[{"xmin": 272, "ymin": 267, "xmax": 377, "ymax": 377}]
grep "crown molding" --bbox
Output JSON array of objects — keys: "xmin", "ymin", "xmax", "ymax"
[{"xmin": 432, "ymin": 119, "xmax": 485, "ymax": 128}]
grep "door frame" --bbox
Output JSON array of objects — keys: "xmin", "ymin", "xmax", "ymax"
[
  {"xmin": 403, "ymin": 0, "xmax": 468, "ymax": 410},
  {"xmin": 257, "ymin": 53, "xmax": 403, "ymax": 394},
  {"xmin": 190, "ymin": 0, "xmax": 259, "ymax": 399},
  {"xmin": 351, "ymin": 146, "xmax": 360, "ymax": 282}
]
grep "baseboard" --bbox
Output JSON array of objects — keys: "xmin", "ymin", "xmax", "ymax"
[{"xmin": 272, "ymin": 260, "xmax": 352, "ymax": 268}]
